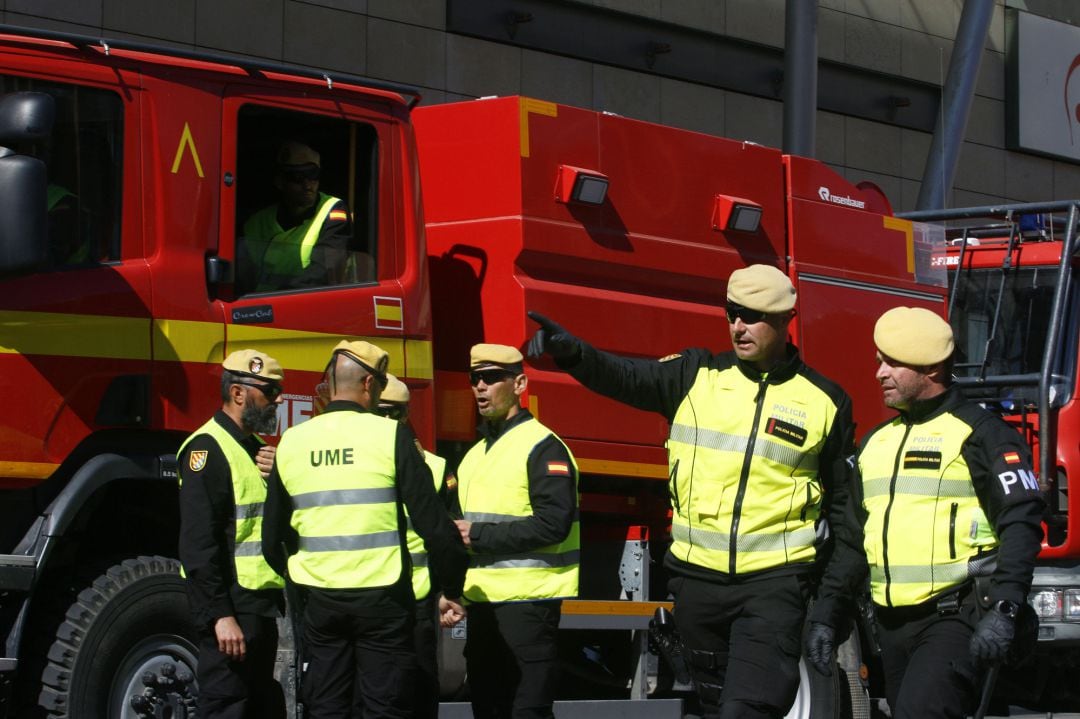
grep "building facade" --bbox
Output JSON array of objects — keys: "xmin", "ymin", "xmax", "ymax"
[{"xmin": 3, "ymin": 0, "xmax": 1080, "ymax": 211}]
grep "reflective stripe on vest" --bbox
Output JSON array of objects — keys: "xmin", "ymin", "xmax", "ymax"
[
  {"xmin": 178, "ymin": 419, "xmax": 284, "ymax": 591},
  {"xmin": 457, "ymin": 417, "xmax": 580, "ymax": 603},
  {"xmin": 859, "ymin": 411, "xmax": 998, "ymax": 607},
  {"xmin": 243, "ymin": 193, "xmax": 340, "ymax": 291},
  {"xmin": 405, "ymin": 451, "xmax": 446, "ymax": 600},
  {"xmin": 666, "ymin": 365, "xmax": 837, "ymax": 575},
  {"xmin": 275, "ymin": 410, "xmax": 403, "ymax": 589}
]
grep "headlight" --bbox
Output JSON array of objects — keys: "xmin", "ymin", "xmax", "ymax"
[
  {"xmin": 1030, "ymin": 589, "xmax": 1063, "ymax": 620},
  {"xmin": 1065, "ymin": 589, "xmax": 1080, "ymax": 621}
]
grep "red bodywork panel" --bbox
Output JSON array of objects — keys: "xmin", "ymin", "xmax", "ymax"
[{"xmin": 415, "ymin": 98, "xmax": 947, "ymax": 475}]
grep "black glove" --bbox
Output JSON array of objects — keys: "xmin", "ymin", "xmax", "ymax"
[
  {"xmin": 970, "ymin": 604, "xmax": 1016, "ymax": 664},
  {"xmin": 526, "ymin": 311, "xmax": 582, "ymax": 361},
  {"xmin": 804, "ymin": 622, "xmax": 836, "ymax": 676}
]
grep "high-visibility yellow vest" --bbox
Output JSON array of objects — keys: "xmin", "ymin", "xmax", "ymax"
[
  {"xmin": 405, "ymin": 451, "xmax": 447, "ymax": 600},
  {"xmin": 458, "ymin": 418, "xmax": 579, "ymax": 603},
  {"xmin": 859, "ymin": 412, "xmax": 997, "ymax": 607},
  {"xmin": 275, "ymin": 410, "xmax": 403, "ymax": 589},
  {"xmin": 243, "ymin": 193, "xmax": 340, "ymax": 291},
  {"xmin": 178, "ymin": 419, "xmax": 285, "ymax": 591},
  {"xmin": 666, "ymin": 366, "xmax": 839, "ymax": 575}
]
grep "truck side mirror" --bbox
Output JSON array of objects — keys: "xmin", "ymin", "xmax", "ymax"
[
  {"xmin": 0, "ymin": 91, "xmax": 56, "ymax": 144},
  {"xmin": 0, "ymin": 92, "xmax": 55, "ymax": 275},
  {"xmin": 0, "ymin": 150, "xmax": 48, "ymax": 275}
]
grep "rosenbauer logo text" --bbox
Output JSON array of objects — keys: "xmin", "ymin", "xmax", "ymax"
[{"xmin": 818, "ymin": 186, "xmax": 865, "ymax": 209}]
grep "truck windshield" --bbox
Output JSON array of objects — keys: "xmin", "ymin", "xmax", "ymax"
[{"xmin": 950, "ymin": 265, "xmax": 1078, "ymax": 408}]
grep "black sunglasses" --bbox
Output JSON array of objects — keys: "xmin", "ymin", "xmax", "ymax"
[
  {"xmin": 375, "ymin": 404, "xmax": 407, "ymax": 421},
  {"xmin": 725, "ymin": 303, "xmax": 768, "ymax": 325},
  {"xmin": 469, "ymin": 369, "xmax": 515, "ymax": 387},
  {"xmin": 234, "ymin": 380, "xmax": 282, "ymax": 400},
  {"xmin": 283, "ymin": 168, "xmax": 319, "ymax": 184}
]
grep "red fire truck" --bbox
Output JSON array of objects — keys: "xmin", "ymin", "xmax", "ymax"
[{"xmin": 0, "ymin": 24, "xmax": 955, "ymax": 719}]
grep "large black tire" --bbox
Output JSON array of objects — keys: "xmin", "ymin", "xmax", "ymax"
[{"xmin": 37, "ymin": 555, "xmax": 199, "ymax": 718}]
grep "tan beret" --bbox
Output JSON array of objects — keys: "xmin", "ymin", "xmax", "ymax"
[
  {"xmin": 333, "ymin": 339, "xmax": 389, "ymax": 376},
  {"xmin": 276, "ymin": 140, "xmax": 320, "ymax": 169},
  {"xmin": 874, "ymin": 307, "xmax": 954, "ymax": 366},
  {"xmin": 223, "ymin": 349, "xmax": 284, "ymax": 382},
  {"xmin": 381, "ymin": 374, "xmax": 410, "ymax": 404},
  {"xmin": 726, "ymin": 264, "xmax": 797, "ymax": 313},
  {"xmin": 470, "ymin": 343, "xmax": 524, "ymax": 370}
]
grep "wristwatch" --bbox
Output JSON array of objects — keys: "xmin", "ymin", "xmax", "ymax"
[{"xmin": 994, "ymin": 599, "xmax": 1019, "ymax": 619}]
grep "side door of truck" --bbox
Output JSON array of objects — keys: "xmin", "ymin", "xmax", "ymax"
[{"xmin": 213, "ymin": 86, "xmax": 425, "ymax": 438}]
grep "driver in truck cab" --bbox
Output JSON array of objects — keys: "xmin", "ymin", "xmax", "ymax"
[{"xmin": 239, "ymin": 140, "xmax": 351, "ymax": 293}]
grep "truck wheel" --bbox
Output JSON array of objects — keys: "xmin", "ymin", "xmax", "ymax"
[
  {"xmin": 785, "ymin": 658, "xmax": 851, "ymax": 719},
  {"xmin": 38, "ymin": 556, "xmax": 199, "ymax": 718}
]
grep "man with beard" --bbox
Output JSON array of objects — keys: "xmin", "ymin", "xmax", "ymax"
[{"xmin": 179, "ymin": 349, "xmax": 288, "ymax": 718}]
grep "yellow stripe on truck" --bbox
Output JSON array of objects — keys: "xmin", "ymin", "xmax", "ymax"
[
  {"xmin": 0, "ymin": 310, "xmax": 150, "ymax": 359},
  {"xmin": 1, "ymin": 311, "xmax": 434, "ymax": 380},
  {"xmin": 153, "ymin": 318, "xmax": 224, "ymax": 363}
]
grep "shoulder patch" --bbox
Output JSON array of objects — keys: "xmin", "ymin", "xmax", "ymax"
[
  {"xmin": 188, "ymin": 450, "xmax": 208, "ymax": 472},
  {"xmin": 658, "ymin": 353, "xmax": 682, "ymax": 363},
  {"xmin": 445, "ymin": 473, "xmax": 458, "ymax": 491},
  {"xmin": 547, "ymin": 461, "xmax": 571, "ymax": 476}
]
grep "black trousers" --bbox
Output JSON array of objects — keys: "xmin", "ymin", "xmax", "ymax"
[
  {"xmin": 464, "ymin": 600, "xmax": 561, "ymax": 719},
  {"xmin": 352, "ymin": 595, "xmax": 439, "ymax": 719},
  {"xmin": 668, "ymin": 573, "xmax": 808, "ymax": 719},
  {"xmin": 302, "ymin": 591, "xmax": 416, "ymax": 719},
  {"xmin": 197, "ymin": 613, "xmax": 284, "ymax": 719},
  {"xmin": 875, "ymin": 590, "xmax": 981, "ymax": 719},
  {"xmin": 413, "ymin": 594, "xmax": 440, "ymax": 719}
]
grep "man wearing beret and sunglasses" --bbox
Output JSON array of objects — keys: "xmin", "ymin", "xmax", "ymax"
[
  {"xmin": 450, "ymin": 343, "xmax": 580, "ymax": 719},
  {"xmin": 240, "ymin": 140, "xmax": 351, "ymax": 293},
  {"xmin": 528, "ymin": 264, "xmax": 856, "ymax": 718},
  {"xmin": 178, "ymin": 349, "xmax": 288, "ymax": 718}
]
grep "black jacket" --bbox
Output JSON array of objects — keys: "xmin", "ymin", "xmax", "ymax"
[
  {"xmin": 178, "ymin": 411, "xmax": 282, "ymax": 630},
  {"xmin": 812, "ymin": 386, "xmax": 1046, "ymax": 627},
  {"xmin": 462, "ymin": 409, "xmax": 579, "ymax": 554},
  {"xmin": 561, "ymin": 341, "xmax": 857, "ymax": 584}
]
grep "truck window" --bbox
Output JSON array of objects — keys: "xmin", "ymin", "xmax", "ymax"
[
  {"xmin": 952, "ymin": 265, "xmax": 1078, "ymax": 407},
  {"xmin": 234, "ymin": 105, "xmax": 378, "ymax": 295},
  {"xmin": 0, "ymin": 75, "xmax": 123, "ymax": 268}
]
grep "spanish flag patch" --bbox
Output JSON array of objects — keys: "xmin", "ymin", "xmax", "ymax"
[
  {"xmin": 1003, "ymin": 451, "xmax": 1021, "ymax": 464},
  {"xmin": 547, "ymin": 461, "xmax": 571, "ymax": 476},
  {"xmin": 328, "ymin": 209, "xmax": 349, "ymax": 222}
]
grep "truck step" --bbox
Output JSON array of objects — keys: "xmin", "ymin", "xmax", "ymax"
[{"xmin": 0, "ymin": 555, "xmax": 35, "ymax": 592}]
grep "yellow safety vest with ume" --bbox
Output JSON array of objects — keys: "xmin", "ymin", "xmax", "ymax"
[
  {"xmin": 275, "ymin": 411, "xmax": 404, "ymax": 589},
  {"xmin": 458, "ymin": 418, "xmax": 579, "ymax": 603},
  {"xmin": 178, "ymin": 419, "xmax": 285, "ymax": 591},
  {"xmin": 666, "ymin": 364, "xmax": 841, "ymax": 575},
  {"xmin": 859, "ymin": 412, "xmax": 998, "ymax": 607}
]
